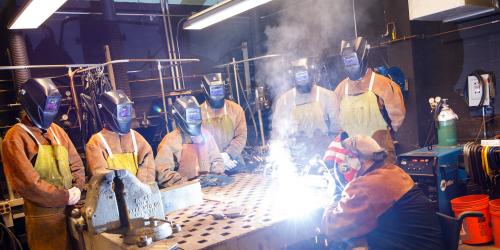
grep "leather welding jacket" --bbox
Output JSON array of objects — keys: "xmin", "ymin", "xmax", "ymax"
[
  {"xmin": 201, "ymin": 99, "xmax": 247, "ymax": 158},
  {"xmin": 155, "ymin": 128, "xmax": 225, "ymax": 179},
  {"xmin": 332, "ymin": 69, "xmax": 406, "ymax": 133},
  {"xmin": 86, "ymin": 128, "xmax": 182, "ymax": 188},
  {"xmin": 1, "ymin": 119, "xmax": 85, "ymax": 207},
  {"xmin": 322, "ymin": 162, "xmax": 445, "ymax": 249}
]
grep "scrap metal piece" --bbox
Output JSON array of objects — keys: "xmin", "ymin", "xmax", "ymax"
[{"xmin": 83, "ymin": 170, "xmax": 120, "ymax": 234}]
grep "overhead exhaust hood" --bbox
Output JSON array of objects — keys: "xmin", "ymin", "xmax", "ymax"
[{"xmin": 408, "ymin": 0, "xmax": 498, "ymax": 22}]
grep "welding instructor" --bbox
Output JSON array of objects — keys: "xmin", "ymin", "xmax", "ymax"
[
  {"xmin": 156, "ymin": 96, "xmax": 224, "ymax": 180},
  {"xmin": 321, "ymin": 135, "xmax": 444, "ymax": 249},
  {"xmin": 332, "ymin": 37, "xmax": 405, "ymax": 163},
  {"xmin": 201, "ymin": 73, "xmax": 247, "ymax": 173},
  {"xmin": 2, "ymin": 79, "xmax": 85, "ymax": 250},
  {"xmin": 86, "ymin": 90, "xmax": 182, "ymax": 188}
]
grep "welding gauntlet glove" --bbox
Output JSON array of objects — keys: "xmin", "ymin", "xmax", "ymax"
[
  {"xmin": 221, "ymin": 152, "xmax": 237, "ymax": 170},
  {"xmin": 67, "ymin": 187, "xmax": 81, "ymax": 205}
]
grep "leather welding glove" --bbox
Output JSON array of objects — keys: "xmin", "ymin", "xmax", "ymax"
[
  {"xmin": 221, "ymin": 152, "xmax": 237, "ymax": 170},
  {"xmin": 67, "ymin": 187, "xmax": 81, "ymax": 205}
]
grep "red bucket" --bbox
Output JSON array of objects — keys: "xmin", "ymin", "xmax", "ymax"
[
  {"xmin": 490, "ymin": 199, "xmax": 500, "ymax": 212},
  {"xmin": 451, "ymin": 195, "xmax": 493, "ymax": 245}
]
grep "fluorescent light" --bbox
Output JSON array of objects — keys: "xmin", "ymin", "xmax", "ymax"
[
  {"xmin": 184, "ymin": 0, "xmax": 272, "ymax": 30},
  {"xmin": 9, "ymin": 0, "xmax": 68, "ymax": 29}
]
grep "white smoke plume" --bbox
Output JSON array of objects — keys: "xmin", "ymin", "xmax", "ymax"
[{"xmin": 256, "ymin": 0, "xmax": 355, "ymax": 97}]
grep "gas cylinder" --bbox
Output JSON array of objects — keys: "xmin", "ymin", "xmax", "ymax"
[{"xmin": 437, "ymin": 99, "xmax": 458, "ymax": 146}]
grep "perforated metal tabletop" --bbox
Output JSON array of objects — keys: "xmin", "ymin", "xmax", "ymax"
[{"xmin": 92, "ymin": 174, "xmax": 329, "ymax": 250}]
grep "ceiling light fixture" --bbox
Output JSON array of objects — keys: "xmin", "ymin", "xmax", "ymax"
[
  {"xmin": 184, "ymin": 0, "xmax": 272, "ymax": 30},
  {"xmin": 9, "ymin": 0, "xmax": 68, "ymax": 29}
]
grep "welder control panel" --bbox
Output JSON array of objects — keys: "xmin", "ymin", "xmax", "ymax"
[{"xmin": 398, "ymin": 156, "xmax": 436, "ymax": 176}]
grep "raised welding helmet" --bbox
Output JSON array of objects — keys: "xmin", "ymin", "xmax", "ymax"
[
  {"xmin": 99, "ymin": 90, "xmax": 134, "ymax": 134},
  {"xmin": 290, "ymin": 58, "xmax": 318, "ymax": 94},
  {"xmin": 19, "ymin": 78, "xmax": 62, "ymax": 130},
  {"xmin": 172, "ymin": 96, "xmax": 202, "ymax": 136},
  {"xmin": 340, "ymin": 37, "xmax": 370, "ymax": 81},
  {"xmin": 202, "ymin": 73, "xmax": 226, "ymax": 109},
  {"xmin": 341, "ymin": 135, "xmax": 387, "ymax": 165}
]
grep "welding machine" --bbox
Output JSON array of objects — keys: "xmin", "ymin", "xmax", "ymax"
[{"xmin": 397, "ymin": 146, "xmax": 465, "ymax": 215}]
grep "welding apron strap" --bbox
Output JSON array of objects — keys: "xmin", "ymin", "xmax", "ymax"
[
  {"xmin": 293, "ymin": 87, "xmax": 320, "ymax": 106},
  {"xmin": 204, "ymin": 102, "xmax": 227, "ymax": 120},
  {"xmin": 98, "ymin": 131, "xmax": 138, "ymax": 159},
  {"xmin": 18, "ymin": 123, "xmax": 60, "ymax": 146},
  {"xmin": 345, "ymin": 72, "xmax": 375, "ymax": 95}
]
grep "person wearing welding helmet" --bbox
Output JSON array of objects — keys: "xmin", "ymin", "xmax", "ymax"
[
  {"xmin": 332, "ymin": 37, "xmax": 405, "ymax": 163},
  {"xmin": 201, "ymin": 73, "xmax": 247, "ymax": 173},
  {"xmin": 2, "ymin": 78, "xmax": 85, "ymax": 250},
  {"xmin": 272, "ymin": 57, "xmax": 335, "ymax": 148},
  {"xmin": 321, "ymin": 135, "xmax": 445, "ymax": 249},
  {"xmin": 155, "ymin": 96, "xmax": 225, "ymax": 180},
  {"xmin": 85, "ymin": 90, "xmax": 183, "ymax": 188}
]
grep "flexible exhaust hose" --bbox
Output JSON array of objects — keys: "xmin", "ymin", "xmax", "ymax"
[{"xmin": 8, "ymin": 31, "xmax": 31, "ymax": 93}]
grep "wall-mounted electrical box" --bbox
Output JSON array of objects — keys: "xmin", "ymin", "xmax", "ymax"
[
  {"xmin": 467, "ymin": 74, "xmax": 494, "ymax": 107},
  {"xmin": 408, "ymin": 0, "xmax": 498, "ymax": 22}
]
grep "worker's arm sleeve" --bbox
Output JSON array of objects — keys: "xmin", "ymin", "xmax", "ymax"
[
  {"xmin": 135, "ymin": 134, "xmax": 156, "ymax": 184},
  {"xmin": 152, "ymin": 136, "xmax": 183, "ymax": 188},
  {"xmin": 207, "ymin": 135, "xmax": 224, "ymax": 174},
  {"xmin": 85, "ymin": 137, "xmax": 110, "ymax": 178},
  {"xmin": 2, "ymin": 140, "xmax": 69, "ymax": 207},
  {"xmin": 379, "ymin": 79, "xmax": 406, "ymax": 131},
  {"xmin": 325, "ymin": 89, "xmax": 341, "ymax": 134},
  {"xmin": 321, "ymin": 182, "xmax": 380, "ymax": 241},
  {"xmin": 64, "ymin": 134, "xmax": 85, "ymax": 190},
  {"xmin": 225, "ymin": 105, "xmax": 247, "ymax": 157},
  {"xmin": 155, "ymin": 136, "xmax": 177, "ymax": 174}
]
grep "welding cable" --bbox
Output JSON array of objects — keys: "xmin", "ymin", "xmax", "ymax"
[
  {"xmin": 0, "ymin": 221, "xmax": 23, "ymax": 250},
  {"xmin": 482, "ymin": 146, "xmax": 492, "ymax": 177},
  {"xmin": 463, "ymin": 143, "xmax": 474, "ymax": 183}
]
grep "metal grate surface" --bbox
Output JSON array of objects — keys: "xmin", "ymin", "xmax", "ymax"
[{"xmin": 99, "ymin": 174, "xmax": 328, "ymax": 249}]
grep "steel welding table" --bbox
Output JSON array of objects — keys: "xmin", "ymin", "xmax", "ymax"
[{"xmin": 92, "ymin": 173, "xmax": 330, "ymax": 249}]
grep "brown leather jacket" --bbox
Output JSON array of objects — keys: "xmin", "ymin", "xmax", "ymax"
[
  {"xmin": 86, "ymin": 128, "xmax": 182, "ymax": 188},
  {"xmin": 322, "ymin": 162, "xmax": 414, "ymax": 241},
  {"xmin": 2, "ymin": 120, "xmax": 85, "ymax": 207},
  {"xmin": 155, "ymin": 128, "xmax": 224, "ymax": 178}
]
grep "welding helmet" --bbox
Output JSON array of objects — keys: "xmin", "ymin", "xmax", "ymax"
[
  {"xmin": 99, "ymin": 90, "xmax": 134, "ymax": 134},
  {"xmin": 341, "ymin": 135, "xmax": 387, "ymax": 164},
  {"xmin": 340, "ymin": 37, "xmax": 370, "ymax": 81},
  {"xmin": 19, "ymin": 78, "xmax": 62, "ymax": 130},
  {"xmin": 172, "ymin": 96, "xmax": 202, "ymax": 136},
  {"xmin": 290, "ymin": 58, "xmax": 318, "ymax": 94},
  {"xmin": 202, "ymin": 73, "xmax": 226, "ymax": 109}
]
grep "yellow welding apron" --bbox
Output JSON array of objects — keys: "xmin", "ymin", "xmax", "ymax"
[
  {"xmin": 202, "ymin": 102, "xmax": 234, "ymax": 153},
  {"xmin": 339, "ymin": 73, "xmax": 395, "ymax": 163},
  {"xmin": 97, "ymin": 131, "xmax": 138, "ymax": 176},
  {"xmin": 291, "ymin": 87, "xmax": 328, "ymax": 139},
  {"xmin": 18, "ymin": 123, "xmax": 73, "ymax": 250}
]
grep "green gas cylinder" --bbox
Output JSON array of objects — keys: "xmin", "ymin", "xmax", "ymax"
[{"xmin": 437, "ymin": 99, "xmax": 458, "ymax": 146}]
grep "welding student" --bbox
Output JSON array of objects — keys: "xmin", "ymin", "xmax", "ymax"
[
  {"xmin": 201, "ymin": 73, "xmax": 247, "ymax": 172},
  {"xmin": 86, "ymin": 90, "xmax": 183, "ymax": 188},
  {"xmin": 321, "ymin": 135, "xmax": 445, "ymax": 250},
  {"xmin": 332, "ymin": 37, "xmax": 405, "ymax": 163},
  {"xmin": 2, "ymin": 79, "xmax": 85, "ymax": 250},
  {"xmin": 155, "ymin": 96, "xmax": 225, "ymax": 180},
  {"xmin": 272, "ymin": 58, "xmax": 336, "ymax": 153}
]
